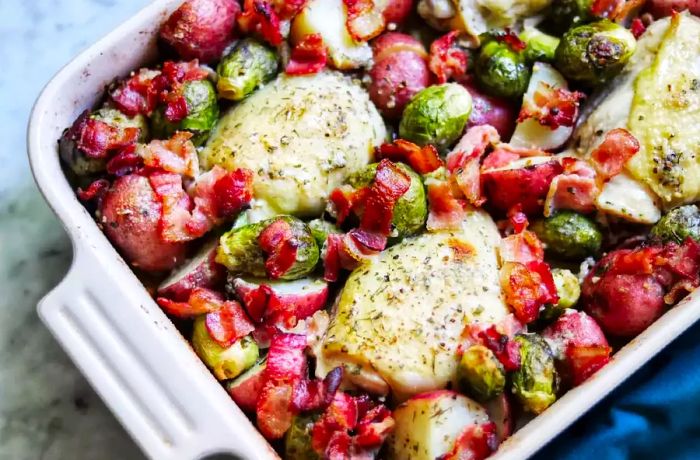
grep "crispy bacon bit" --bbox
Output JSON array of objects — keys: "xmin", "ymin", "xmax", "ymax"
[
  {"xmin": 211, "ymin": 168, "xmax": 254, "ymax": 218},
  {"xmin": 500, "ymin": 261, "xmax": 558, "ymax": 324},
  {"xmin": 77, "ymin": 179, "xmax": 110, "ymax": 202},
  {"xmin": 161, "ymin": 60, "xmax": 210, "ymax": 84},
  {"xmin": 205, "ymin": 300, "xmax": 255, "ymax": 347},
  {"xmin": 322, "ymin": 232, "xmax": 380, "ymax": 282},
  {"xmin": 148, "ymin": 170, "xmax": 195, "ymax": 243},
  {"xmin": 292, "ymin": 366, "xmax": 344, "ymax": 412},
  {"xmin": 426, "ymin": 179, "xmax": 466, "ymax": 231},
  {"xmin": 286, "ymin": 33, "xmax": 328, "ymax": 75},
  {"xmin": 258, "ymin": 218, "xmax": 299, "ymax": 279},
  {"xmin": 439, "ymin": 422, "xmax": 498, "ymax": 460},
  {"xmin": 518, "ymin": 82, "xmax": 585, "ymax": 130},
  {"xmin": 481, "ymin": 148, "xmax": 519, "ymax": 170},
  {"xmin": 630, "ymin": 17, "xmax": 646, "ymax": 38},
  {"xmin": 138, "ymin": 131, "xmax": 199, "ymax": 177},
  {"xmin": 446, "ymin": 125, "xmax": 500, "ymax": 206},
  {"xmin": 239, "ymin": 0, "xmax": 284, "ymax": 45},
  {"xmin": 377, "ymin": 139, "xmax": 443, "ymax": 174},
  {"xmin": 354, "ymin": 405, "xmax": 395, "ymax": 449},
  {"xmin": 508, "ymin": 205, "xmax": 529, "ymax": 233},
  {"xmin": 560, "ymin": 157, "xmax": 597, "ymax": 178},
  {"xmin": 68, "ymin": 111, "xmax": 141, "ymax": 160},
  {"xmin": 156, "ymin": 287, "xmax": 225, "ymax": 318},
  {"xmin": 329, "ymin": 185, "xmax": 368, "ymax": 225},
  {"xmin": 343, "ymin": 0, "xmax": 385, "ymax": 42},
  {"xmin": 429, "ymin": 31, "xmax": 468, "ymax": 84},
  {"xmin": 500, "ymin": 231, "xmax": 545, "ymax": 264},
  {"xmin": 590, "ymin": 128, "xmax": 640, "ymax": 180},
  {"xmin": 359, "ymin": 159, "xmax": 411, "ymax": 238},
  {"xmin": 312, "ymin": 392, "xmax": 359, "ymax": 453},
  {"xmin": 271, "ymin": 0, "xmax": 308, "ymax": 18},
  {"xmin": 477, "ymin": 326, "xmax": 522, "ymax": 371},
  {"xmin": 544, "ymin": 174, "xmax": 599, "ymax": 217},
  {"xmin": 493, "ymin": 29, "xmax": 526, "ymax": 51},
  {"xmin": 566, "ymin": 344, "xmax": 612, "ymax": 386},
  {"xmin": 496, "ymin": 143, "xmax": 551, "ymax": 158},
  {"xmin": 106, "ymin": 145, "xmax": 143, "ymax": 176},
  {"xmin": 164, "ymin": 94, "xmax": 189, "ymax": 123}
]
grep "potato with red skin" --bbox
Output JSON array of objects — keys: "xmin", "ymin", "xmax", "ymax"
[
  {"xmin": 462, "ymin": 81, "xmax": 517, "ymax": 139},
  {"xmin": 157, "ymin": 237, "xmax": 225, "ymax": 301},
  {"xmin": 159, "ymin": 0, "xmax": 240, "ymax": 64},
  {"xmin": 369, "ymin": 33, "xmax": 429, "ymax": 119},
  {"xmin": 100, "ymin": 175, "xmax": 187, "ymax": 272},
  {"xmin": 378, "ymin": 0, "xmax": 414, "ymax": 25},
  {"xmin": 481, "ymin": 157, "xmax": 563, "ymax": 215},
  {"xmin": 581, "ymin": 251, "xmax": 666, "ymax": 337},
  {"xmin": 647, "ymin": 0, "xmax": 700, "ymax": 17}
]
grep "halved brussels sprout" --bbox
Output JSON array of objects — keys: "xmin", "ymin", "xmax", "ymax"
[
  {"xmin": 216, "ymin": 215, "xmax": 319, "ymax": 280},
  {"xmin": 541, "ymin": 268, "xmax": 581, "ymax": 321},
  {"xmin": 59, "ymin": 108, "xmax": 149, "ymax": 176},
  {"xmin": 544, "ymin": 0, "xmax": 595, "ymax": 34},
  {"xmin": 531, "ymin": 211, "xmax": 602, "ymax": 260},
  {"xmin": 399, "ymin": 83, "xmax": 472, "ymax": 152},
  {"xmin": 520, "ymin": 27, "xmax": 560, "ymax": 63},
  {"xmin": 457, "ymin": 344, "xmax": 506, "ymax": 402},
  {"xmin": 285, "ymin": 414, "xmax": 321, "ymax": 460},
  {"xmin": 192, "ymin": 316, "xmax": 259, "ymax": 380},
  {"xmin": 650, "ymin": 205, "xmax": 700, "ymax": 244},
  {"xmin": 512, "ymin": 333, "xmax": 558, "ymax": 414},
  {"xmin": 151, "ymin": 78, "xmax": 219, "ymax": 145},
  {"xmin": 554, "ymin": 20, "xmax": 636, "ymax": 86},
  {"xmin": 474, "ymin": 37, "xmax": 531, "ymax": 99},
  {"xmin": 216, "ymin": 38, "xmax": 279, "ymax": 101},
  {"xmin": 347, "ymin": 162, "xmax": 427, "ymax": 239}
]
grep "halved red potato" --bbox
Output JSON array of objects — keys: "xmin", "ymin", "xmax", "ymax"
[
  {"xmin": 462, "ymin": 81, "xmax": 517, "ymax": 139},
  {"xmin": 226, "ymin": 357, "xmax": 267, "ymax": 413},
  {"xmin": 232, "ymin": 277, "xmax": 329, "ymax": 328},
  {"xmin": 481, "ymin": 157, "xmax": 563, "ymax": 215},
  {"xmin": 159, "ymin": 0, "xmax": 240, "ymax": 63},
  {"xmin": 377, "ymin": 0, "xmax": 414, "ymax": 25},
  {"xmin": 648, "ymin": 0, "xmax": 700, "ymax": 17},
  {"xmin": 157, "ymin": 237, "xmax": 225, "ymax": 301},
  {"xmin": 100, "ymin": 175, "xmax": 187, "ymax": 272}
]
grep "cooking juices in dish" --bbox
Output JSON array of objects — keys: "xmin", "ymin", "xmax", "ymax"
[{"xmin": 58, "ymin": 0, "xmax": 700, "ymax": 457}]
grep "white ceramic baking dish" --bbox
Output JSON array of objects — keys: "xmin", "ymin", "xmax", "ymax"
[{"xmin": 27, "ymin": 1, "xmax": 700, "ymax": 459}]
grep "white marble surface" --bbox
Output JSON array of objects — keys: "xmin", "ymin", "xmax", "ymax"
[{"xmin": 0, "ymin": 1, "xmax": 149, "ymax": 458}]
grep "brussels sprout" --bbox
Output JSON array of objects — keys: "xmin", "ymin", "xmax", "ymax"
[
  {"xmin": 531, "ymin": 211, "xmax": 602, "ymax": 260},
  {"xmin": 307, "ymin": 218, "xmax": 341, "ymax": 248},
  {"xmin": 347, "ymin": 162, "xmax": 428, "ymax": 239},
  {"xmin": 541, "ymin": 268, "xmax": 581, "ymax": 321},
  {"xmin": 474, "ymin": 38, "xmax": 531, "ymax": 99},
  {"xmin": 544, "ymin": 0, "xmax": 595, "ymax": 34},
  {"xmin": 399, "ymin": 83, "xmax": 472, "ymax": 152},
  {"xmin": 285, "ymin": 414, "xmax": 320, "ymax": 460},
  {"xmin": 520, "ymin": 27, "xmax": 560, "ymax": 63},
  {"xmin": 457, "ymin": 345, "xmax": 506, "ymax": 402},
  {"xmin": 217, "ymin": 38, "xmax": 279, "ymax": 101},
  {"xmin": 512, "ymin": 334, "xmax": 558, "ymax": 414},
  {"xmin": 554, "ymin": 20, "xmax": 636, "ymax": 86},
  {"xmin": 151, "ymin": 78, "xmax": 219, "ymax": 145},
  {"xmin": 650, "ymin": 205, "xmax": 700, "ymax": 244},
  {"xmin": 216, "ymin": 215, "xmax": 320, "ymax": 280},
  {"xmin": 59, "ymin": 108, "xmax": 149, "ymax": 176},
  {"xmin": 192, "ymin": 316, "xmax": 259, "ymax": 380}
]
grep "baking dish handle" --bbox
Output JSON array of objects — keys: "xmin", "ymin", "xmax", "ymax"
[{"xmin": 37, "ymin": 243, "xmax": 276, "ymax": 460}]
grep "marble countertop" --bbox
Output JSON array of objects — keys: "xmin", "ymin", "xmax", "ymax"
[{"xmin": 0, "ymin": 1, "xmax": 149, "ymax": 458}]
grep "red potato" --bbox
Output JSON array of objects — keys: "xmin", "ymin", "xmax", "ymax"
[
  {"xmin": 378, "ymin": 0, "xmax": 414, "ymax": 25},
  {"xmin": 226, "ymin": 358, "xmax": 266, "ymax": 412},
  {"xmin": 463, "ymin": 82, "xmax": 517, "ymax": 140},
  {"xmin": 159, "ymin": 0, "xmax": 240, "ymax": 63},
  {"xmin": 484, "ymin": 393, "xmax": 513, "ymax": 443},
  {"xmin": 369, "ymin": 33, "xmax": 429, "ymax": 118},
  {"xmin": 100, "ymin": 175, "xmax": 187, "ymax": 272},
  {"xmin": 647, "ymin": 0, "xmax": 700, "ymax": 17},
  {"xmin": 157, "ymin": 237, "xmax": 225, "ymax": 301},
  {"xmin": 232, "ymin": 277, "xmax": 329, "ymax": 328},
  {"xmin": 481, "ymin": 157, "xmax": 563, "ymax": 215}
]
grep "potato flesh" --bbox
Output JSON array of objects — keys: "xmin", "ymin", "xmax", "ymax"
[
  {"xmin": 389, "ymin": 391, "xmax": 490, "ymax": 459},
  {"xmin": 319, "ymin": 210, "xmax": 509, "ymax": 400},
  {"xmin": 201, "ymin": 72, "xmax": 386, "ymax": 217}
]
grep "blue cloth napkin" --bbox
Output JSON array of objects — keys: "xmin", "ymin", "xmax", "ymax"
[{"xmin": 534, "ymin": 321, "xmax": 700, "ymax": 460}]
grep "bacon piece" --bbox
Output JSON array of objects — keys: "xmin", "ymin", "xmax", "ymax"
[
  {"xmin": 377, "ymin": 139, "xmax": 443, "ymax": 174},
  {"xmin": 360, "ymin": 159, "xmax": 411, "ymax": 236},
  {"xmin": 560, "ymin": 157, "xmax": 597, "ymax": 178},
  {"xmin": 322, "ymin": 230, "xmax": 382, "ymax": 282},
  {"xmin": 161, "ymin": 60, "xmax": 209, "ymax": 84},
  {"xmin": 354, "ymin": 405, "xmax": 395, "ymax": 449},
  {"xmin": 70, "ymin": 112, "xmax": 141, "ymax": 160},
  {"xmin": 343, "ymin": 0, "xmax": 385, "ymax": 42},
  {"xmin": 429, "ymin": 31, "xmax": 468, "ymax": 84},
  {"xmin": 544, "ymin": 174, "xmax": 599, "ymax": 217},
  {"xmin": 292, "ymin": 366, "xmax": 344, "ymax": 412},
  {"xmin": 258, "ymin": 218, "xmax": 300, "ymax": 279},
  {"xmin": 148, "ymin": 170, "xmax": 194, "ymax": 243},
  {"xmin": 630, "ymin": 17, "xmax": 646, "ymax": 38},
  {"xmin": 156, "ymin": 287, "xmax": 225, "ymax": 318},
  {"xmin": 138, "ymin": 131, "xmax": 199, "ymax": 177},
  {"xmin": 499, "ymin": 231, "xmax": 545, "ymax": 264},
  {"xmin": 439, "ymin": 422, "xmax": 498, "ymax": 460},
  {"xmin": 271, "ymin": 0, "xmax": 308, "ymax": 18},
  {"xmin": 111, "ymin": 68, "xmax": 165, "ymax": 117},
  {"xmin": 518, "ymin": 82, "xmax": 585, "ymax": 130},
  {"xmin": 239, "ymin": 0, "xmax": 283, "ymax": 46},
  {"xmin": 323, "ymin": 233, "xmax": 345, "ymax": 282},
  {"xmin": 481, "ymin": 148, "xmax": 519, "ymax": 170},
  {"xmin": 591, "ymin": 0, "xmax": 621, "ymax": 17},
  {"xmin": 256, "ymin": 333, "xmax": 308, "ymax": 439},
  {"xmin": 311, "ymin": 392, "xmax": 359, "ymax": 453},
  {"xmin": 106, "ymin": 145, "xmax": 144, "ymax": 176},
  {"xmin": 328, "ymin": 185, "xmax": 369, "ymax": 225},
  {"xmin": 77, "ymin": 179, "xmax": 110, "ymax": 203},
  {"xmin": 477, "ymin": 326, "xmax": 522, "ymax": 371},
  {"xmin": 286, "ymin": 33, "xmax": 328, "ymax": 75},
  {"xmin": 426, "ymin": 179, "xmax": 467, "ymax": 231},
  {"xmin": 500, "ymin": 261, "xmax": 558, "ymax": 324},
  {"xmin": 446, "ymin": 126, "xmax": 500, "ymax": 206},
  {"xmin": 590, "ymin": 128, "xmax": 640, "ymax": 180},
  {"xmin": 566, "ymin": 344, "xmax": 612, "ymax": 386},
  {"xmin": 205, "ymin": 300, "xmax": 255, "ymax": 347}
]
